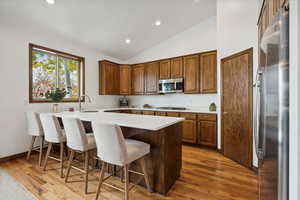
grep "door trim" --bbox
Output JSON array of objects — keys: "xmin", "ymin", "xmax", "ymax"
[{"xmin": 221, "ymin": 48, "xmax": 253, "ymax": 168}]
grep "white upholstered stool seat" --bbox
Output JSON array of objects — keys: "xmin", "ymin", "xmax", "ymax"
[
  {"xmin": 25, "ymin": 111, "xmax": 45, "ymax": 167},
  {"xmin": 62, "ymin": 117, "xmax": 97, "ymax": 194},
  {"xmin": 40, "ymin": 113, "xmax": 67, "ymax": 178},
  {"xmin": 123, "ymin": 139, "xmax": 150, "ymax": 165},
  {"xmin": 92, "ymin": 121, "xmax": 152, "ymax": 200}
]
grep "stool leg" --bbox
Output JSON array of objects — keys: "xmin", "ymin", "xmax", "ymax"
[
  {"xmin": 84, "ymin": 151, "xmax": 89, "ymax": 194},
  {"xmin": 43, "ymin": 143, "xmax": 52, "ymax": 171},
  {"xmin": 27, "ymin": 136, "xmax": 36, "ymax": 161},
  {"xmin": 124, "ymin": 164, "xmax": 129, "ymax": 200},
  {"xmin": 95, "ymin": 162, "xmax": 107, "ymax": 200},
  {"xmin": 38, "ymin": 136, "xmax": 44, "ymax": 167},
  {"xmin": 60, "ymin": 142, "xmax": 64, "ymax": 178},
  {"xmin": 65, "ymin": 149, "xmax": 75, "ymax": 183},
  {"xmin": 139, "ymin": 157, "xmax": 152, "ymax": 192}
]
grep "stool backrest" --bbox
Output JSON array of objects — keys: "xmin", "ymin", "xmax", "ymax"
[
  {"xmin": 26, "ymin": 112, "xmax": 44, "ymax": 136},
  {"xmin": 40, "ymin": 113, "xmax": 64, "ymax": 143},
  {"xmin": 92, "ymin": 121, "xmax": 127, "ymax": 166},
  {"xmin": 62, "ymin": 117, "xmax": 88, "ymax": 151}
]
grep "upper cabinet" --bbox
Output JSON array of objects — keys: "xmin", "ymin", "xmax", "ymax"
[
  {"xmin": 183, "ymin": 54, "xmax": 200, "ymax": 94},
  {"xmin": 131, "ymin": 64, "xmax": 145, "ymax": 95},
  {"xmin": 170, "ymin": 57, "xmax": 183, "ymax": 79},
  {"xmin": 120, "ymin": 65, "xmax": 131, "ymax": 95},
  {"xmin": 145, "ymin": 61, "xmax": 159, "ymax": 94},
  {"xmin": 200, "ymin": 51, "xmax": 217, "ymax": 93},
  {"xmin": 159, "ymin": 60, "xmax": 171, "ymax": 79},
  {"xmin": 99, "ymin": 60, "xmax": 120, "ymax": 95}
]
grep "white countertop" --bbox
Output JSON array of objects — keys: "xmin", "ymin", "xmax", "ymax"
[
  {"xmin": 54, "ymin": 111, "xmax": 184, "ymax": 131},
  {"xmin": 102, "ymin": 107, "xmax": 218, "ymax": 114}
]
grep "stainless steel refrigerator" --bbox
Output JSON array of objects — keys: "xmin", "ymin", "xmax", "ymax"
[{"xmin": 254, "ymin": 8, "xmax": 289, "ymax": 200}]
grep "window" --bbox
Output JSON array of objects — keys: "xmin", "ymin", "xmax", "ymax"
[{"xmin": 29, "ymin": 43, "xmax": 85, "ymax": 103}]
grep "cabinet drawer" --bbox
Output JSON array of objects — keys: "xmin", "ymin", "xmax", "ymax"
[
  {"xmin": 197, "ymin": 114, "xmax": 217, "ymax": 121},
  {"xmin": 167, "ymin": 112, "xmax": 180, "ymax": 117},
  {"xmin": 131, "ymin": 110, "xmax": 142, "ymax": 114},
  {"xmin": 142, "ymin": 110, "xmax": 155, "ymax": 115},
  {"xmin": 155, "ymin": 111, "xmax": 166, "ymax": 116},
  {"xmin": 180, "ymin": 113, "xmax": 197, "ymax": 120}
]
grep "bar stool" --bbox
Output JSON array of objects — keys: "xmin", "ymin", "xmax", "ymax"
[
  {"xmin": 25, "ymin": 112, "xmax": 44, "ymax": 167},
  {"xmin": 92, "ymin": 121, "xmax": 152, "ymax": 200},
  {"xmin": 40, "ymin": 113, "xmax": 66, "ymax": 178},
  {"xmin": 62, "ymin": 117, "xmax": 96, "ymax": 194}
]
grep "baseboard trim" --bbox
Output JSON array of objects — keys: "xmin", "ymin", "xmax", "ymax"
[{"xmin": 0, "ymin": 152, "xmax": 27, "ymax": 163}]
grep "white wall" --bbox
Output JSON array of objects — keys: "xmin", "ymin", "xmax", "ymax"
[
  {"xmin": 289, "ymin": 0, "xmax": 300, "ymax": 199},
  {"xmin": 0, "ymin": 24, "xmax": 120, "ymax": 158},
  {"xmin": 125, "ymin": 17, "xmax": 218, "ymax": 110},
  {"xmin": 216, "ymin": 0, "xmax": 259, "ymax": 166}
]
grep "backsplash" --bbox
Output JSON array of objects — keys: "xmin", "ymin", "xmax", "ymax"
[{"xmin": 127, "ymin": 93, "xmax": 219, "ymax": 110}]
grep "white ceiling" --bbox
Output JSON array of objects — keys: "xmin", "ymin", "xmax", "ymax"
[{"xmin": 0, "ymin": 0, "xmax": 216, "ymax": 60}]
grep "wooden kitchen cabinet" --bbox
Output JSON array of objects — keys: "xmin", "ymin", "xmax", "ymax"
[
  {"xmin": 197, "ymin": 121, "xmax": 217, "ymax": 148},
  {"xmin": 155, "ymin": 111, "xmax": 166, "ymax": 116},
  {"xmin": 182, "ymin": 119, "xmax": 197, "ymax": 144},
  {"xmin": 145, "ymin": 61, "xmax": 159, "ymax": 94},
  {"xmin": 167, "ymin": 112, "xmax": 180, "ymax": 117},
  {"xmin": 183, "ymin": 54, "xmax": 200, "ymax": 94},
  {"xmin": 99, "ymin": 60, "xmax": 120, "ymax": 95},
  {"xmin": 170, "ymin": 57, "xmax": 183, "ymax": 79},
  {"xmin": 142, "ymin": 110, "xmax": 155, "ymax": 115},
  {"xmin": 131, "ymin": 110, "xmax": 142, "ymax": 114},
  {"xmin": 200, "ymin": 51, "xmax": 217, "ymax": 93},
  {"xmin": 131, "ymin": 64, "xmax": 145, "ymax": 95},
  {"xmin": 159, "ymin": 59, "xmax": 171, "ymax": 79},
  {"xmin": 120, "ymin": 65, "xmax": 131, "ymax": 95}
]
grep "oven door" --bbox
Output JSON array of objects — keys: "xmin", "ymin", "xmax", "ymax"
[{"xmin": 159, "ymin": 79, "xmax": 176, "ymax": 93}]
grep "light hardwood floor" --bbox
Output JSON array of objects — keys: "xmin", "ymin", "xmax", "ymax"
[{"xmin": 0, "ymin": 145, "xmax": 258, "ymax": 200}]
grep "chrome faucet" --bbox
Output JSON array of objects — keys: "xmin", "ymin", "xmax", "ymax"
[{"xmin": 78, "ymin": 94, "xmax": 92, "ymax": 112}]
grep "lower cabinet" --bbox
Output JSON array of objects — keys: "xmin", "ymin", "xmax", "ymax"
[
  {"xmin": 182, "ymin": 119, "xmax": 197, "ymax": 143},
  {"xmin": 197, "ymin": 120, "xmax": 217, "ymax": 148}
]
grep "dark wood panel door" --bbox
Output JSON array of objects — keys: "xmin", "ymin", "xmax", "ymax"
[
  {"xmin": 182, "ymin": 119, "xmax": 197, "ymax": 144},
  {"xmin": 171, "ymin": 57, "xmax": 183, "ymax": 79},
  {"xmin": 145, "ymin": 61, "xmax": 159, "ymax": 94},
  {"xmin": 221, "ymin": 49, "xmax": 253, "ymax": 168},
  {"xmin": 131, "ymin": 64, "xmax": 144, "ymax": 95},
  {"xmin": 184, "ymin": 55, "xmax": 200, "ymax": 94},
  {"xmin": 159, "ymin": 60, "xmax": 171, "ymax": 79},
  {"xmin": 198, "ymin": 121, "xmax": 217, "ymax": 148},
  {"xmin": 200, "ymin": 51, "xmax": 217, "ymax": 93},
  {"xmin": 120, "ymin": 65, "xmax": 131, "ymax": 95}
]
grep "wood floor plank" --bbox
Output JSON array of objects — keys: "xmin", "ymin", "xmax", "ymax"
[{"xmin": 0, "ymin": 145, "xmax": 258, "ymax": 200}]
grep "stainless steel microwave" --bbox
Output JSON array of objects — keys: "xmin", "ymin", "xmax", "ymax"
[{"xmin": 158, "ymin": 78, "xmax": 184, "ymax": 94}]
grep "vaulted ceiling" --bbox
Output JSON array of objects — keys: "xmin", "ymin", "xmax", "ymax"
[{"xmin": 0, "ymin": 0, "xmax": 216, "ymax": 60}]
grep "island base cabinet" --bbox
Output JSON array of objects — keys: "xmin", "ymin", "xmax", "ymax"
[{"xmin": 197, "ymin": 120, "xmax": 217, "ymax": 148}]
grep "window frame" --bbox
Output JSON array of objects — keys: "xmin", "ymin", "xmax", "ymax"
[{"xmin": 29, "ymin": 43, "xmax": 85, "ymax": 103}]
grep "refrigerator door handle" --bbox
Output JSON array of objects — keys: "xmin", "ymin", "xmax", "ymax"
[{"xmin": 253, "ymin": 70, "xmax": 264, "ymax": 160}]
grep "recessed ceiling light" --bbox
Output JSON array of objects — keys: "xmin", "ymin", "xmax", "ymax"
[
  {"xmin": 46, "ymin": 0, "xmax": 55, "ymax": 4},
  {"xmin": 125, "ymin": 39, "xmax": 131, "ymax": 44},
  {"xmin": 155, "ymin": 20, "xmax": 161, "ymax": 26}
]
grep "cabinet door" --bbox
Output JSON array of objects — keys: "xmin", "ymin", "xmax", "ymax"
[
  {"xmin": 159, "ymin": 60, "xmax": 171, "ymax": 79},
  {"xmin": 182, "ymin": 120, "xmax": 197, "ymax": 144},
  {"xmin": 184, "ymin": 55, "xmax": 200, "ymax": 93},
  {"xmin": 200, "ymin": 51, "xmax": 217, "ymax": 93},
  {"xmin": 142, "ymin": 110, "xmax": 155, "ymax": 115},
  {"xmin": 99, "ymin": 61, "xmax": 119, "ymax": 95},
  {"xmin": 198, "ymin": 121, "xmax": 217, "ymax": 148},
  {"xmin": 131, "ymin": 64, "xmax": 144, "ymax": 95},
  {"xmin": 155, "ymin": 111, "xmax": 166, "ymax": 116},
  {"xmin": 131, "ymin": 110, "xmax": 142, "ymax": 114},
  {"xmin": 167, "ymin": 112, "xmax": 180, "ymax": 117},
  {"xmin": 120, "ymin": 65, "xmax": 131, "ymax": 95},
  {"xmin": 171, "ymin": 57, "xmax": 183, "ymax": 79},
  {"xmin": 145, "ymin": 61, "xmax": 159, "ymax": 94}
]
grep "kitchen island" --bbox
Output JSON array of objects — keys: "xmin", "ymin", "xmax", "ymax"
[{"xmin": 55, "ymin": 111, "xmax": 184, "ymax": 195}]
